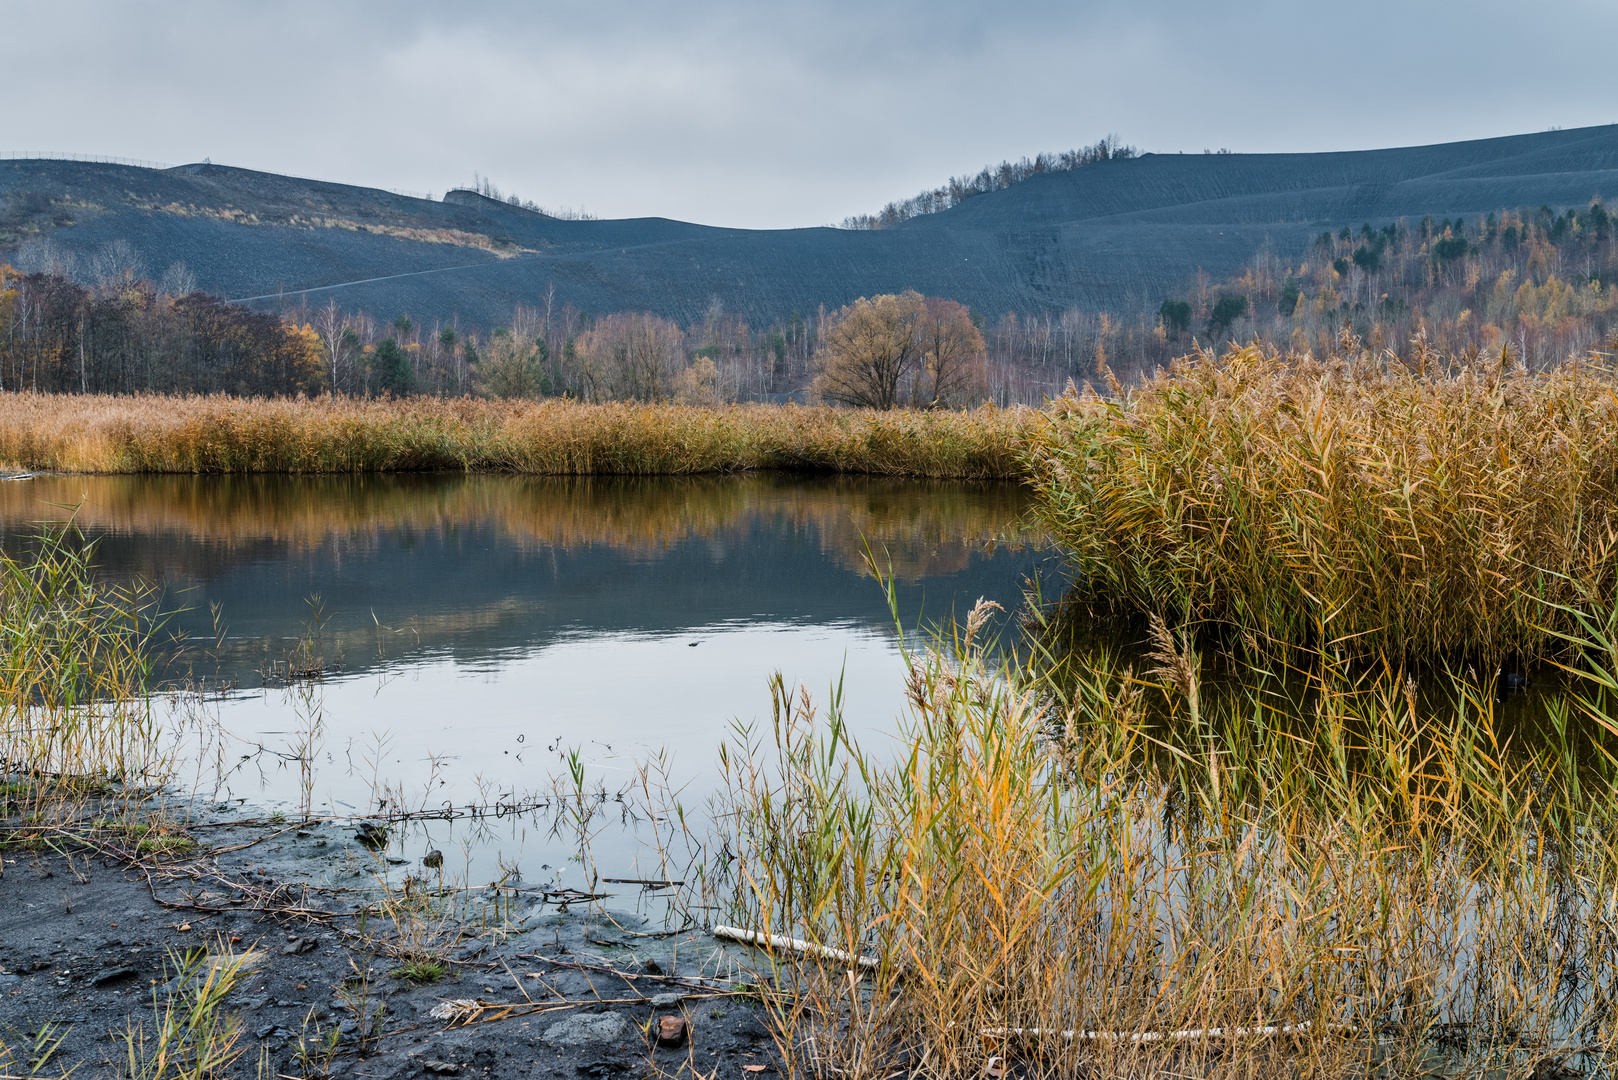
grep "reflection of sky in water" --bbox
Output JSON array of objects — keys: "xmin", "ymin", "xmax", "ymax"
[
  {"xmin": 0, "ymin": 473, "xmax": 1049, "ymax": 885},
  {"xmin": 202, "ymin": 620, "xmax": 912, "ymax": 885}
]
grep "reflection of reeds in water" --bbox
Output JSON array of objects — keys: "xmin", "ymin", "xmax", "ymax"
[
  {"xmin": 0, "ymin": 473, "xmax": 1034, "ymax": 582},
  {"xmin": 716, "ymin": 591, "xmax": 1618, "ymax": 1079},
  {"xmin": 0, "ymin": 394, "xmax": 1030, "ymax": 479}
]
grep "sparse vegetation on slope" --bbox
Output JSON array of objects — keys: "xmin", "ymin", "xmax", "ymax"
[{"xmin": 839, "ymin": 135, "xmax": 1136, "ymax": 230}]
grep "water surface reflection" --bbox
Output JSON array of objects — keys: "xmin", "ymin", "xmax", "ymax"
[{"xmin": 0, "ymin": 472, "xmax": 1047, "ymax": 881}]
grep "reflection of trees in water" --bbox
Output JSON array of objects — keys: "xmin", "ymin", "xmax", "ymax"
[{"xmin": 0, "ymin": 473, "xmax": 1035, "ymax": 582}]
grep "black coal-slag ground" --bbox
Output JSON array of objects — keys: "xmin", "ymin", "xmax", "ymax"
[{"xmin": 0, "ymin": 820, "xmax": 784, "ymax": 1079}]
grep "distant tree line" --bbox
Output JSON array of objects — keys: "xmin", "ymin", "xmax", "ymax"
[
  {"xmin": 457, "ymin": 175, "xmax": 598, "ymax": 221},
  {"xmin": 7, "ymin": 199, "xmax": 1616, "ymax": 407},
  {"xmin": 840, "ymin": 136, "xmax": 1136, "ymax": 231},
  {"xmin": 969, "ymin": 200, "xmax": 1618, "ymax": 402},
  {"xmin": 0, "ymin": 264, "xmax": 322, "ymax": 395}
]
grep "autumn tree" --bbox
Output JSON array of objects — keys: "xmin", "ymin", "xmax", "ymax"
[
  {"xmin": 915, "ymin": 297, "xmax": 987, "ymax": 407},
  {"xmin": 812, "ymin": 291, "xmax": 925, "ymax": 410},
  {"xmin": 673, "ymin": 355, "xmax": 721, "ymax": 405},
  {"xmin": 474, "ymin": 326, "xmax": 551, "ymax": 399},
  {"xmin": 574, "ymin": 313, "xmax": 685, "ymax": 402}
]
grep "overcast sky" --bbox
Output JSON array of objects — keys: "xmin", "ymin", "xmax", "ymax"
[{"xmin": 3, "ymin": 0, "xmax": 1615, "ymax": 229}]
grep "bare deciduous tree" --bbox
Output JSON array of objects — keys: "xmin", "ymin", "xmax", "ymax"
[
  {"xmin": 916, "ymin": 297, "xmax": 987, "ymax": 407},
  {"xmin": 576, "ymin": 312, "xmax": 685, "ymax": 402},
  {"xmin": 313, "ymin": 300, "xmax": 356, "ymax": 394}
]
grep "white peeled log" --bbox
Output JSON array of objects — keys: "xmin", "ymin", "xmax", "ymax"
[
  {"xmin": 983, "ymin": 1020, "xmax": 1342, "ymax": 1044},
  {"xmin": 712, "ymin": 925, "xmax": 882, "ymax": 971}
]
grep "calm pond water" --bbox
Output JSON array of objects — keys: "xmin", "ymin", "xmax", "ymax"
[{"xmin": 0, "ymin": 473, "xmax": 1047, "ymax": 889}]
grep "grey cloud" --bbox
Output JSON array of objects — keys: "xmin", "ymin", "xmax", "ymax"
[{"xmin": 2, "ymin": 0, "xmax": 1615, "ymax": 228}]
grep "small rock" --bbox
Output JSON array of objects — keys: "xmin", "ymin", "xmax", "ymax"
[
  {"xmin": 161, "ymin": 974, "xmax": 201, "ymax": 996},
  {"xmin": 236, "ymin": 994, "xmax": 269, "ymax": 1010},
  {"xmin": 543, "ymin": 1012, "xmax": 632, "ymax": 1046},
  {"xmin": 354, "ymin": 822, "xmax": 389, "ymax": 849},
  {"xmin": 281, "ymin": 936, "xmax": 319, "ymax": 955},
  {"xmin": 386, "ymin": 857, "xmax": 407, "ymax": 866},
  {"xmin": 656, "ymin": 1015, "xmax": 687, "ymax": 1048},
  {"xmin": 422, "ymin": 849, "xmax": 443, "ymax": 869},
  {"xmin": 641, "ymin": 958, "xmax": 663, "ymax": 975},
  {"xmin": 92, "ymin": 967, "xmax": 138, "ymax": 987},
  {"xmin": 650, "ymin": 992, "xmax": 683, "ymax": 1008},
  {"xmin": 423, "ymin": 1062, "xmax": 461, "ymax": 1076},
  {"xmin": 255, "ymin": 1023, "xmax": 278, "ymax": 1039},
  {"xmin": 0, "ymin": 973, "xmax": 19, "ymax": 986}
]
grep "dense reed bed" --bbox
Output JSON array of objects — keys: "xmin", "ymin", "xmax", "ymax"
[
  {"xmin": 1021, "ymin": 339, "xmax": 1618, "ymax": 660},
  {"xmin": 0, "ymin": 393, "xmax": 1031, "ymax": 479},
  {"xmin": 718, "ymin": 596, "xmax": 1618, "ymax": 1079}
]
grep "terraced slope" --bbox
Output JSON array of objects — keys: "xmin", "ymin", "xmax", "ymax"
[{"xmin": 4, "ymin": 124, "xmax": 1618, "ymax": 326}]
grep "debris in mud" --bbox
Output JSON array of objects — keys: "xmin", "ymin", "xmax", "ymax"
[{"xmin": 0, "ymin": 813, "xmax": 785, "ymax": 1079}]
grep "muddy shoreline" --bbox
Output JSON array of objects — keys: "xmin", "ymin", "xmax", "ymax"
[{"xmin": 1, "ymin": 812, "xmax": 783, "ymax": 1079}]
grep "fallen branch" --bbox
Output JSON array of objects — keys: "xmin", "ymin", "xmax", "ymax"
[
  {"xmin": 982, "ymin": 1020, "xmax": 1351, "ymax": 1045},
  {"xmin": 713, "ymin": 925, "xmax": 882, "ymax": 971},
  {"xmin": 516, "ymin": 951, "xmax": 749, "ymax": 993}
]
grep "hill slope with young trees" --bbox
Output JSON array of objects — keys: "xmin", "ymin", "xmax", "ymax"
[{"xmin": 4, "ymin": 125, "xmax": 1618, "ymax": 330}]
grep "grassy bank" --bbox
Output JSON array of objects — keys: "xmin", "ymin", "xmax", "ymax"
[
  {"xmin": 1021, "ymin": 341, "xmax": 1618, "ymax": 661},
  {"xmin": 0, "ymin": 393, "xmax": 1032, "ymax": 479}
]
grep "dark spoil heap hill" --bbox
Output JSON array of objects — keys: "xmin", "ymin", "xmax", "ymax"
[{"xmin": 6, "ymin": 124, "xmax": 1618, "ymax": 326}]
